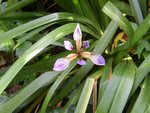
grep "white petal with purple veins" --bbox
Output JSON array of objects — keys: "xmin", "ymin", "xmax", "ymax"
[
  {"xmin": 53, "ymin": 58, "xmax": 70, "ymax": 71},
  {"xmin": 73, "ymin": 23, "xmax": 82, "ymax": 40},
  {"xmin": 83, "ymin": 40, "xmax": 89, "ymax": 48},
  {"xmin": 90, "ymin": 54, "xmax": 105, "ymax": 65},
  {"xmin": 64, "ymin": 41, "xmax": 73, "ymax": 51},
  {"xmin": 77, "ymin": 59, "xmax": 86, "ymax": 65}
]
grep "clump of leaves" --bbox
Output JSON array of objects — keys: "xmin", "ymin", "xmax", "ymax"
[{"xmin": 0, "ymin": 0, "xmax": 150, "ymax": 113}]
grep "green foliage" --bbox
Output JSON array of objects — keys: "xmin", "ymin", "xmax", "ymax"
[
  {"xmin": 15, "ymin": 41, "xmax": 32, "ymax": 57},
  {"xmin": 0, "ymin": 0, "xmax": 149, "ymax": 113},
  {"xmin": 0, "ymin": 71, "xmax": 59, "ymax": 113}
]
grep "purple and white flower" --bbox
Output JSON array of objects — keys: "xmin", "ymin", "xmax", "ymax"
[
  {"xmin": 53, "ymin": 58, "xmax": 70, "ymax": 71},
  {"xmin": 83, "ymin": 40, "xmax": 89, "ymax": 49},
  {"xmin": 64, "ymin": 41, "xmax": 73, "ymax": 51},
  {"xmin": 53, "ymin": 23, "xmax": 105, "ymax": 71},
  {"xmin": 73, "ymin": 23, "xmax": 82, "ymax": 40},
  {"xmin": 77, "ymin": 59, "xmax": 86, "ymax": 65}
]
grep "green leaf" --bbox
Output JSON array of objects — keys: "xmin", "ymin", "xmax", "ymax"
[
  {"xmin": 72, "ymin": 0, "xmax": 83, "ymax": 15},
  {"xmin": 8, "ymin": 51, "xmax": 69, "ymax": 86},
  {"xmin": 0, "ymin": 0, "xmax": 38, "ymax": 17},
  {"xmin": 131, "ymin": 14, "xmax": 150, "ymax": 46},
  {"xmin": 96, "ymin": 61, "xmax": 135, "ymax": 113},
  {"xmin": 62, "ymin": 83, "xmax": 84, "ymax": 113},
  {"xmin": 15, "ymin": 41, "xmax": 32, "ymax": 57},
  {"xmin": 102, "ymin": 1, "xmax": 134, "ymax": 51},
  {"xmin": 40, "ymin": 59, "xmax": 78, "ymax": 113},
  {"xmin": 14, "ymin": 24, "xmax": 51, "ymax": 49},
  {"xmin": 109, "ymin": 62, "xmax": 135, "ymax": 113},
  {"xmin": 96, "ymin": 62, "xmax": 126, "ymax": 113},
  {"xmin": 54, "ymin": 0, "xmax": 72, "ymax": 11},
  {"xmin": 97, "ymin": 0, "xmax": 110, "ymax": 30},
  {"xmin": 129, "ymin": 0, "xmax": 143, "ymax": 24},
  {"xmin": 0, "ymin": 71, "xmax": 59, "ymax": 113},
  {"xmin": 102, "ymin": 1, "xmax": 134, "ymax": 40},
  {"xmin": 136, "ymin": 40, "xmax": 150, "ymax": 58},
  {"xmin": 99, "ymin": 58, "xmax": 113, "ymax": 100},
  {"xmin": 138, "ymin": 0, "xmax": 147, "ymax": 18},
  {"xmin": 7, "ymin": 0, "xmax": 19, "ymax": 7},
  {"xmin": 113, "ymin": 1, "xmax": 132, "ymax": 16},
  {"xmin": 0, "ymin": 21, "xmax": 8, "ymax": 31},
  {"xmin": 131, "ymin": 54, "xmax": 150, "ymax": 95},
  {"xmin": 0, "ymin": 12, "xmax": 48, "ymax": 19},
  {"xmin": 0, "ymin": 23, "xmax": 77, "ymax": 95},
  {"xmin": 74, "ymin": 77, "xmax": 95, "ymax": 113},
  {"xmin": 144, "ymin": 102, "xmax": 150, "ymax": 113},
  {"xmin": 80, "ymin": 0, "xmax": 99, "ymax": 26},
  {"xmin": 0, "ymin": 12, "xmax": 99, "ymax": 44},
  {"xmin": 131, "ymin": 76, "xmax": 150, "ymax": 113},
  {"xmin": 0, "ymin": 39, "xmax": 14, "ymax": 52}
]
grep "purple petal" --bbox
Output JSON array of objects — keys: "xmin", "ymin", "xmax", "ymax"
[
  {"xmin": 53, "ymin": 58, "xmax": 70, "ymax": 71},
  {"xmin": 64, "ymin": 41, "xmax": 73, "ymax": 51},
  {"xmin": 73, "ymin": 23, "xmax": 82, "ymax": 40},
  {"xmin": 77, "ymin": 59, "xmax": 86, "ymax": 65},
  {"xmin": 83, "ymin": 40, "xmax": 89, "ymax": 49},
  {"xmin": 90, "ymin": 54, "xmax": 105, "ymax": 66}
]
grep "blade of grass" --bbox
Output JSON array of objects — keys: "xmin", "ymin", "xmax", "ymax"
[
  {"xmin": 54, "ymin": 0, "xmax": 72, "ymax": 11},
  {"xmin": 96, "ymin": 62, "xmax": 127, "ymax": 113},
  {"xmin": 113, "ymin": 1, "xmax": 132, "ymax": 16},
  {"xmin": 96, "ymin": 61, "xmax": 135, "ymax": 113},
  {"xmin": 80, "ymin": 0, "xmax": 99, "ymax": 26},
  {"xmin": 131, "ymin": 54, "xmax": 150, "ymax": 95},
  {"xmin": 62, "ymin": 82, "xmax": 84, "ymax": 113},
  {"xmin": 24, "ymin": 91, "xmax": 48, "ymax": 113},
  {"xmin": 131, "ymin": 76, "xmax": 150, "ymax": 113},
  {"xmin": 0, "ymin": 0, "xmax": 39, "ymax": 17},
  {"xmin": 72, "ymin": 0, "xmax": 84, "ymax": 15},
  {"xmin": 0, "ymin": 12, "xmax": 48, "ymax": 19},
  {"xmin": 99, "ymin": 58, "xmax": 113, "ymax": 100},
  {"xmin": 75, "ymin": 70, "xmax": 102, "ymax": 113},
  {"xmin": 79, "ymin": 0, "xmax": 103, "ymax": 35},
  {"xmin": 0, "ymin": 71, "xmax": 59, "ymax": 113},
  {"xmin": 144, "ymin": 102, "xmax": 150, "ymax": 113},
  {"xmin": 14, "ymin": 24, "xmax": 51, "ymax": 49},
  {"xmin": 97, "ymin": 0, "xmax": 110, "ymax": 30},
  {"xmin": 109, "ymin": 61, "xmax": 135, "ymax": 113},
  {"xmin": 131, "ymin": 14, "xmax": 150, "ymax": 46},
  {"xmin": 74, "ymin": 77, "xmax": 95, "ymax": 113},
  {"xmin": 8, "ymin": 51, "xmax": 69, "ymax": 86},
  {"xmin": 0, "ymin": 12, "xmax": 98, "ymax": 44},
  {"xmin": 138, "ymin": 0, "xmax": 147, "ymax": 18},
  {"xmin": 7, "ymin": 0, "xmax": 19, "ymax": 7},
  {"xmin": 102, "ymin": 1, "xmax": 134, "ymax": 49},
  {"xmin": 129, "ymin": 0, "xmax": 143, "ymax": 24},
  {"xmin": 40, "ymin": 59, "xmax": 78, "ymax": 113}
]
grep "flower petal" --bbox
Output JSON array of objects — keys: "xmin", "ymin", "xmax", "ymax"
[
  {"xmin": 90, "ymin": 54, "xmax": 105, "ymax": 66},
  {"xmin": 66, "ymin": 53, "xmax": 78, "ymax": 61},
  {"xmin": 83, "ymin": 40, "xmax": 89, "ymax": 49},
  {"xmin": 73, "ymin": 23, "xmax": 82, "ymax": 40},
  {"xmin": 64, "ymin": 41, "xmax": 73, "ymax": 51},
  {"xmin": 77, "ymin": 59, "xmax": 86, "ymax": 65},
  {"xmin": 53, "ymin": 58, "xmax": 70, "ymax": 71},
  {"xmin": 81, "ymin": 51, "xmax": 92, "ymax": 59}
]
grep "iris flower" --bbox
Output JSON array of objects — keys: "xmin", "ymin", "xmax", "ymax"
[{"xmin": 53, "ymin": 23, "xmax": 105, "ymax": 71}]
